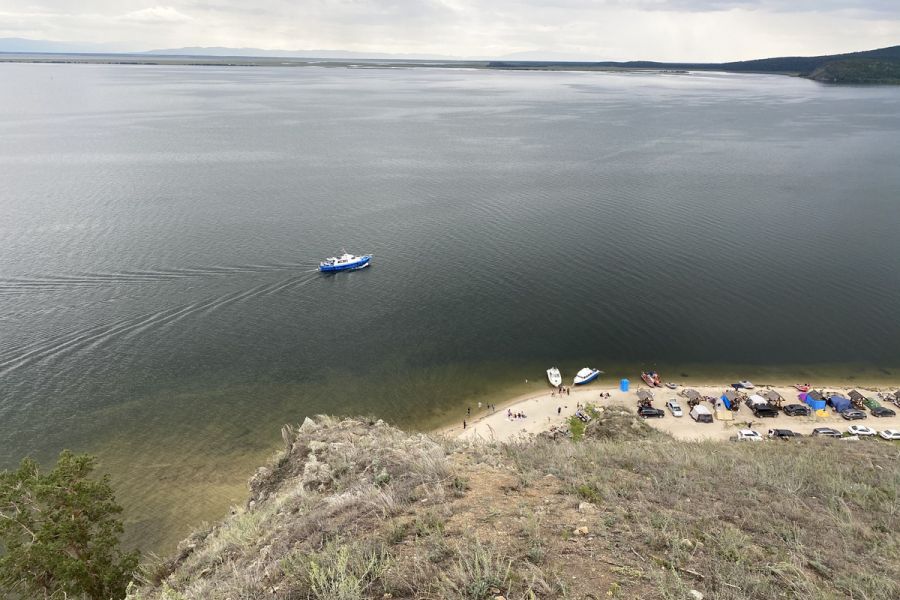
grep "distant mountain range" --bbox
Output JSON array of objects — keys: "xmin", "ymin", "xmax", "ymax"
[
  {"xmin": 0, "ymin": 38, "xmax": 464, "ymax": 60},
  {"xmin": 0, "ymin": 37, "xmax": 127, "ymax": 54},
  {"xmin": 142, "ymin": 46, "xmax": 464, "ymax": 60}
]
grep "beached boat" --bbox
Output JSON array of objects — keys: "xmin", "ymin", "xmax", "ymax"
[
  {"xmin": 546, "ymin": 367, "xmax": 562, "ymax": 387},
  {"xmin": 794, "ymin": 384, "xmax": 811, "ymax": 393},
  {"xmin": 665, "ymin": 382, "xmax": 677, "ymax": 390},
  {"xmin": 738, "ymin": 380, "xmax": 755, "ymax": 389},
  {"xmin": 573, "ymin": 367, "xmax": 601, "ymax": 385},
  {"xmin": 319, "ymin": 252, "xmax": 372, "ymax": 272},
  {"xmin": 641, "ymin": 371, "xmax": 662, "ymax": 387}
]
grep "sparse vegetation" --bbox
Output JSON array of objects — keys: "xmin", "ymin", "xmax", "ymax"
[
  {"xmin": 126, "ymin": 415, "xmax": 900, "ymax": 600},
  {"xmin": 282, "ymin": 541, "xmax": 392, "ymax": 600}
]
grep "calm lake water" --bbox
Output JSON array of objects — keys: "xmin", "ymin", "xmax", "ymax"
[{"xmin": 2, "ymin": 63, "xmax": 900, "ymax": 551}]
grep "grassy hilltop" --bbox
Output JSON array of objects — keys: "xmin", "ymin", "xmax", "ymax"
[
  {"xmin": 807, "ymin": 59, "xmax": 900, "ymax": 84},
  {"xmin": 128, "ymin": 412, "xmax": 899, "ymax": 600}
]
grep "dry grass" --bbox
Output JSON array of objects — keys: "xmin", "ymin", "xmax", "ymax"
[
  {"xmin": 503, "ymin": 434, "xmax": 900, "ymax": 599},
  {"xmin": 128, "ymin": 415, "xmax": 900, "ymax": 600}
]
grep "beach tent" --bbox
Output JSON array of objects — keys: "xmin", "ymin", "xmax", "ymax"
[
  {"xmin": 764, "ymin": 390, "xmax": 783, "ymax": 404},
  {"xmin": 690, "ymin": 404, "xmax": 713, "ymax": 423},
  {"xmin": 747, "ymin": 394, "xmax": 768, "ymax": 407},
  {"xmin": 829, "ymin": 395, "xmax": 851, "ymax": 413},
  {"xmin": 714, "ymin": 400, "xmax": 734, "ymax": 421},
  {"xmin": 803, "ymin": 390, "xmax": 826, "ymax": 411},
  {"xmin": 636, "ymin": 390, "xmax": 654, "ymax": 402},
  {"xmin": 721, "ymin": 389, "xmax": 738, "ymax": 409},
  {"xmin": 848, "ymin": 390, "xmax": 865, "ymax": 404}
]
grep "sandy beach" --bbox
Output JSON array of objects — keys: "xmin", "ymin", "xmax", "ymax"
[{"xmin": 446, "ymin": 381, "xmax": 900, "ymax": 443}]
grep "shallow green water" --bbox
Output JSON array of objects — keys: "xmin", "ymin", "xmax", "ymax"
[{"xmin": 1, "ymin": 63, "xmax": 899, "ymax": 551}]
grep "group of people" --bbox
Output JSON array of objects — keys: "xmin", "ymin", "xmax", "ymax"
[
  {"xmin": 463, "ymin": 402, "xmax": 499, "ymax": 429},
  {"xmin": 462, "ymin": 385, "xmax": 612, "ymax": 431},
  {"xmin": 553, "ymin": 385, "xmax": 571, "ymax": 397}
]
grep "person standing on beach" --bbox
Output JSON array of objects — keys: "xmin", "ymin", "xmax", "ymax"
[
  {"xmin": 467, "ymin": 407, "xmax": 471, "ymax": 416},
  {"xmin": 558, "ymin": 406, "xmax": 562, "ymax": 415},
  {"xmin": 463, "ymin": 419, "xmax": 467, "ymax": 429}
]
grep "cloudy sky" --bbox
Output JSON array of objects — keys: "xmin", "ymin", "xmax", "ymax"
[{"xmin": 0, "ymin": 1, "xmax": 898, "ymax": 60}]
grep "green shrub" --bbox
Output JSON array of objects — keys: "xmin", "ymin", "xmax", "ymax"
[{"xmin": 0, "ymin": 451, "xmax": 140, "ymax": 600}]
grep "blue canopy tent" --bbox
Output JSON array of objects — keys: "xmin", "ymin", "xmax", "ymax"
[
  {"xmin": 803, "ymin": 390, "xmax": 826, "ymax": 411},
  {"xmin": 829, "ymin": 395, "xmax": 851, "ymax": 413},
  {"xmin": 720, "ymin": 389, "xmax": 739, "ymax": 410}
]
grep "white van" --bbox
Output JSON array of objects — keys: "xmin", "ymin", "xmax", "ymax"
[{"xmin": 690, "ymin": 404, "xmax": 713, "ymax": 423}]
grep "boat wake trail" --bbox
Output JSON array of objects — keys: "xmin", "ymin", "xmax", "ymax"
[
  {"xmin": 0, "ymin": 263, "xmax": 315, "ymax": 295},
  {"xmin": 0, "ymin": 271, "xmax": 320, "ymax": 376}
]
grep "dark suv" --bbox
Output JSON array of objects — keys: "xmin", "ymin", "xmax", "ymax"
[
  {"xmin": 768, "ymin": 429, "xmax": 800, "ymax": 439},
  {"xmin": 783, "ymin": 404, "xmax": 811, "ymax": 417},
  {"xmin": 871, "ymin": 406, "xmax": 896, "ymax": 418},
  {"xmin": 752, "ymin": 404, "xmax": 779, "ymax": 418},
  {"xmin": 638, "ymin": 406, "xmax": 664, "ymax": 418},
  {"xmin": 812, "ymin": 427, "xmax": 842, "ymax": 438}
]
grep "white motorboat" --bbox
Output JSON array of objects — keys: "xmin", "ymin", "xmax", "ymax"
[
  {"xmin": 546, "ymin": 367, "xmax": 562, "ymax": 387},
  {"xmin": 738, "ymin": 380, "xmax": 755, "ymax": 389},
  {"xmin": 573, "ymin": 367, "xmax": 601, "ymax": 385}
]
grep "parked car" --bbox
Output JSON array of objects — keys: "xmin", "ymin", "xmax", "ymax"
[
  {"xmin": 812, "ymin": 427, "xmax": 842, "ymax": 438},
  {"xmin": 752, "ymin": 404, "xmax": 779, "ymax": 418},
  {"xmin": 871, "ymin": 406, "xmax": 896, "ymax": 418},
  {"xmin": 878, "ymin": 429, "xmax": 900, "ymax": 440},
  {"xmin": 783, "ymin": 404, "xmax": 811, "ymax": 417},
  {"xmin": 735, "ymin": 429, "xmax": 762, "ymax": 442},
  {"xmin": 767, "ymin": 429, "xmax": 800, "ymax": 439},
  {"xmin": 841, "ymin": 409, "xmax": 867, "ymax": 420},
  {"xmin": 638, "ymin": 406, "xmax": 664, "ymax": 418},
  {"xmin": 847, "ymin": 425, "xmax": 877, "ymax": 437},
  {"xmin": 665, "ymin": 400, "xmax": 683, "ymax": 417}
]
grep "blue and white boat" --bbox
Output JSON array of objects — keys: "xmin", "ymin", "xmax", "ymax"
[
  {"xmin": 573, "ymin": 367, "xmax": 601, "ymax": 385},
  {"xmin": 319, "ymin": 252, "xmax": 372, "ymax": 272}
]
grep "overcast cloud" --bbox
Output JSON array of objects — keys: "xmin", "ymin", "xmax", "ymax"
[{"xmin": 0, "ymin": 0, "xmax": 897, "ymax": 60}]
